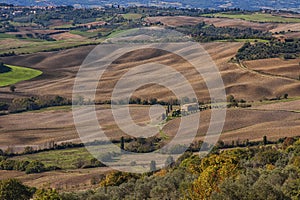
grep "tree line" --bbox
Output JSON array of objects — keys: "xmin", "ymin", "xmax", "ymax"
[
  {"xmin": 173, "ymin": 22, "xmax": 272, "ymax": 42},
  {"xmin": 236, "ymin": 39, "xmax": 300, "ymax": 60}
]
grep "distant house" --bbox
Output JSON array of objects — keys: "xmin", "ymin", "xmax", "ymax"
[{"xmin": 181, "ymin": 103, "xmax": 199, "ymax": 113}]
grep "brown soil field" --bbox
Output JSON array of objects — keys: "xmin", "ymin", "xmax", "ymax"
[
  {"xmin": 1, "ymin": 42, "xmax": 299, "ymax": 102},
  {"xmin": 162, "ymin": 108, "xmax": 300, "ymax": 144},
  {"xmin": 146, "ymin": 16, "xmax": 300, "ymax": 32},
  {"xmin": 1, "ymin": 103, "xmax": 299, "ymax": 151},
  {"xmin": 270, "ymin": 23, "xmax": 300, "ymax": 33},
  {"xmin": 50, "ymin": 32, "xmax": 85, "ymax": 40},
  {"xmin": 252, "ymin": 99, "xmax": 300, "ymax": 111},
  {"xmin": 282, "ymin": 31, "xmax": 300, "ymax": 38},
  {"xmin": 0, "ymin": 168, "xmax": 111, "ymax": 191},
  {"xmin": 243, "ymin": 58, "xmax": 300, "ymax": 80},
  {"xmin": 0, "ymin": 105, "xmax": 152, "ymax": 148},
  {"xmin": 146, "ymin": 16, "xmax": 272, "ymax": 30}
]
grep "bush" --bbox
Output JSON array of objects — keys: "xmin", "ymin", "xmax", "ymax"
[
  {"xmin": 25, "ymin": 161, "xmax": 46, "ymax": 174},
  {"xmin": 0, "ymin": 179, "xmax": 32, "ymax": 200}
]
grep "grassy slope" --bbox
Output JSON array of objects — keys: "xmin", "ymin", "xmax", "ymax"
[
  {"xmin": 11, "ymin": 148, "xmax": 94, "ymax": 169},
  {"xmin": 10, "ymin": 144, "xmax": 117, "ymax": 169},
  {"xmin": 203, "ymin": 13, "xmax": 300, "ymax": 23},
  {"xmin": 0, "ymin": 65, "xmax": 42, "ymax": 87},
  {"xmin": 122, "ymin": 13, "xmax": 143, "ymax": 20}
]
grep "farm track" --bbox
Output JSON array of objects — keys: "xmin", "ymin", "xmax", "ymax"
[{"xmin": 236, "ymin": 60, "xmax": 300, "ymax": 82}]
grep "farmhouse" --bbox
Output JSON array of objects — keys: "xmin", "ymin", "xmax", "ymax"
[{"xmin": 181, "ymin": 103, "xmax": 199, "ymax": 112}]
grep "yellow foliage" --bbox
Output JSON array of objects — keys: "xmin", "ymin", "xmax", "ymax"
[
  {"xmin": 266, "ymin": 164, "xmax": 276, "ymax": 171},
  {"xmin": 154, "ymin": 169, "xmax": 168, "ymax": 177},
  {"xmin": 100, "ymin": 171, "xmax": 138, "ymax": 187},
  {"xmin": 185, "ymin": 154, "xmax": 240, "ymax": 200}
]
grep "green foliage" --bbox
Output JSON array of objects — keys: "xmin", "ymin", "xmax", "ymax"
[
  {"xmin": 237, "ymin": 40, "xmax": 300, "ymax": 60},
  {"xmin": 33, "ymin": 188, "xmax": 61, "ymax": 200},
  {"xmin": 9, "ymin": 85, "xmax": 16, "ymax": 92},
  {"xmin": 125, "ymin": 137, "xmax": 161, "ymax": 153},
  {"xmin": 11, "ymin": 147, "xmax": 98, "ymax": 170},
  {"xmin": 175, "ymin": 22, "xmax": 272, "ymax": 42},
  {"xmin": 263, "ymin": 135, "xmax": 268, "ymax": 145},
  {"xmin": 100, "ymin": 171, "xmax": 140, "ymax": 187},
  {"xmin": 0, "ymin": 179, "xmax": 32, "ymax": 200},
  {"xmin": 3, "ymin": 139, "xmax": 300, "ymax": 200},
  {"xmin": 25, "ymin": 161, "xmax": 46, "ymax": 174},
  {"xmin": 120, "ymin": 136, "xmax": 125, "ymax": 150},
  {"xmin": 8, "ymin": 95, "xmax": 70, "ymax": 113},
  {"xmin": 0, "ymin": 62, "xmax": 11, "ymax": 73},
  {"xmin": 253, "ymin": 148, "xmax": 281, "ymax": 166}
]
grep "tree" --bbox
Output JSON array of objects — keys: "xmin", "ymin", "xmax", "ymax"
[
  {"xmin": 165, "ymin": 156, "xmax": 174, "ymax": 168},
  {"xmin": 162, "ymin": 113, "xmax": 166, "ymax": 120},
  {"xmin": 150, "ymin": 160, "xmax": 157, "ymax": 172},
  {"xmin": 187, "ymin": 154, "xmax": 240, "ymax": 200},
  {"xmin": 0, "ymin": 179, "xmax": 32, "ymax": 200},
  {"xmin": 25, "ymin": 161, "xmax": 46, "ymax": 174},
  {"xmin": 120, "ymin": 136, "xmax": 125, "ymax": 150},
  {"xmin": 263, "ymin": 136, "xmax": 268, "ymax": 145},
  {"xmin": 9, "ymin": 85, "xmax": 16, "ymax": 93},
  {"xmin": 33, "ymin": 188, "xmax": 61, "ymax": 200}
]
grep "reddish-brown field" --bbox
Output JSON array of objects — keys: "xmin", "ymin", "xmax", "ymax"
[
  {"xmin": 0, "ymin": 105, "xmax": 152, "ymax": 148},
  {"xmin": 2, "ymin": 42, "xmax": 299, "ymax": 102},
  {"xmin": 163, "ymin": 108, "xmax": 300, "ymax": 143},
  {"xmin": 50, "ymin": 32, "xmax": 85, "ymax": 40},
  {"xmin": 243, "ymin": 58, "xmax": 300, "ymax": 80},
  {"xmin": 270, "ymin": 23, "xmax": 300, "ymax": 33},
  {"xmin": 0, "ymin": 168, "xmax": 111, "ymax": 191},
  {"xmin": 146, "ymin": 16, "xmax": 300, "ymax": 33}
]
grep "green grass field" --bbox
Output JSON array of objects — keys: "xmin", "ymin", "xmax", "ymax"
[
  {"xmin": 203, "ymin": 13, "xmax": 300, "ymax": 23},
  {"xmin": 0, "ymin": 33, "xmax": 17, "ymax": 39},
  {"xmin": 12, "ymin": 148, "xmax": 94, "ymax": 169},
  {"xmin": 122, "ymin": 13, "xmax": 143, "ymax": 20},
  {"xmin": 11, "ymin": 145, "xmax": 117, "ymax": 169},
  {"xmin": 70, "ymin": 30, "xmax": 99, "ymax": 38},
  {"xmin": 0, "ymin": 65, "xmax": 42, "ymax": 87}
]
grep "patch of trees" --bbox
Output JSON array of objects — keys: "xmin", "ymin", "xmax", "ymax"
[
  {"xmin": 0, "ymin": 51, "xmax": 15, "ymax": 57},
  {"xmin": 0, "ymin": 22, "xmax": 17, "ymax": 33},
  {"xmin": 7, "ymin": 95, "xmax": 70, "ymax": 113},
  {"xmin": 0, "ymin": 179, "xmax": 34, "ymax": 200},
  {"xmin": 0, "ymin": 178, "xmax": 61, "ymax": 200},
  {"xmin": 174, "ymin": 22, "xmax": 272, "ymax": 42},
  {"xmin": 0, "ymin": 157, "xmax": 60, "ymax": 174},
  {"xmin": 125, "ymin": 137, "xmax": 162, "ymax": 153},
  {"xmin": 260, "ymin": 93, "xmax": 289, "ymax": 102},
  {"xmin": 0, "ymin": 62, "xmax": 11, "ymax": 73},
  {"xmin": 237, "ymin": 39, "xmax": 300, "ymax": 60},
  {"xmin": 54, "ymin": 138, "xmax": 300, "ymax": 199},
  {"xmin": 1, "ymin": 137, "xmax": 300, "ymax": 199},
  {"xmin": 227, "ymin": 94, "xmax": 252, "ymax": 108}
]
